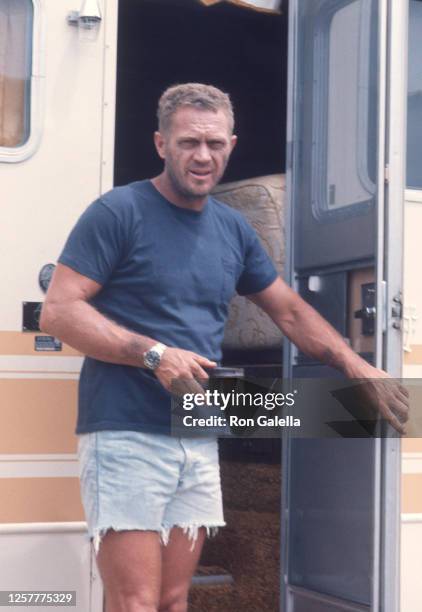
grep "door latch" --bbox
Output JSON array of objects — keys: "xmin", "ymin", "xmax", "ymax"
[{"xmin": 354, "ymin": 283, "xmax": 376, "ymax": 336}]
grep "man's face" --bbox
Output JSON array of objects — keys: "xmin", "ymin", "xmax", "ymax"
[{"xmin": 154, "ymin": 106, "xmax": 237, "ymax": 200}]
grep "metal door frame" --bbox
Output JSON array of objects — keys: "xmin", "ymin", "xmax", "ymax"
[{"xmin": 378, "ymin": 1, "xmax": 408, "ymax": 610}]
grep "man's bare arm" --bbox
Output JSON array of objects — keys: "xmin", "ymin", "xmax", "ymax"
[
  {"xmin": 40, "ymin": 264, "xmax": 158, "ymax": 366},
  {"xmin": 40, "ymin": 264, "xmax": 216, "ymax": 387},
  {"xmin": 248, "ymin": 277, "xmax": 409, "ymax": 432},
  {"xmin": 248, "ymin": 276, "xmax": 364, "ymax": 377}
]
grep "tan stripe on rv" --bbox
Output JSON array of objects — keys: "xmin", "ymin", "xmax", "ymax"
[
  {"xmin": 402, "ymin": 473, "xmax": 422, "ymax": 514},
  {"xmin": 0, "ymin": 379, "xmax": 77, "ymax": 454},
  {"xmin": 404, "ymin": 346, "xmax": 422, "ymax": 365},
  {"xmin": 0, "ymin": 332, "xmax": 80, "ymax": 356},
  {"xmin": 402, "ymin": 439, "xmax": 422, "ymax": 453},
  {"xmin": 0, "ymin": 478, "xmax": 84, "ymax": 523}
]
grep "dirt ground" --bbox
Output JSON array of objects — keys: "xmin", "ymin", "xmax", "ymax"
[{"xmin": 189, "ymin": 458, "xmax": 281, "ymax": 612}]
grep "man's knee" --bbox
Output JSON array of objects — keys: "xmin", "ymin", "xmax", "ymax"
[
  {"xmin": 159, "ymin": 587, "xmax": 188, "ymax": 612},
  {"xmin": 105, "ymin": 589, "xmax": 159, "ymax": 612},
  {"xmin": 104, "ymin": 580, "xmax": 160, "ymax": 612}
]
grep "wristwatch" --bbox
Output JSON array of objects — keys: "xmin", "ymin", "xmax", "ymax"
[{"xmin": 143, "ymin": 342, "xmax": 167, "ymax": 370}]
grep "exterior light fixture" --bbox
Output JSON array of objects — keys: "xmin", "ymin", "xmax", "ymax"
[{"xmin": 67, "ymin": 0, "xmax": 102, "ymax": 42}]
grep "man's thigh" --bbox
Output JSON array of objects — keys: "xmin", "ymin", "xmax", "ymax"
[
  {"xmin": 96, "ymin": 529, "xmax": 162, "ymax": 611},
  {"xmin": 96, "ymin": 527, "xmax": 205, "ymax": 612},
  {"xmin": 160, "ymin": 527, "xmax": 207, "ymax": 611}
]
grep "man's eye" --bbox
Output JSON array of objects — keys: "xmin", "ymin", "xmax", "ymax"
[
  {"xmin": 209, "ymin": 141, "xmax": 225, "ymax": 150},
  {"xmin": 180, "ymin": 140, "xmax": 197, "ymax": 148}
]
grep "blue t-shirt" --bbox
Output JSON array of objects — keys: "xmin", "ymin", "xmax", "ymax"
[{"xmin": 58, "ymin": 180, "xmax": 278, "ymax": 434}]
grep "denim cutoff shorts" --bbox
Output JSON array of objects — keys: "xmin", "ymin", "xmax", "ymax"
[{"xmin": 77, "ymin": 430, "xmax": 225, "ymax": 554}]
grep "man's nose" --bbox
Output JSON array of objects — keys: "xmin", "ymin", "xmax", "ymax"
[{"xmin": 193, "ymin": 143, "xmax": 212, "ymax": 163}]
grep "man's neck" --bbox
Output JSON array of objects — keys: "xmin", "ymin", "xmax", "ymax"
[{"xmin": 151, "ymin": 174, "xmax": 207, "ymax": 212}]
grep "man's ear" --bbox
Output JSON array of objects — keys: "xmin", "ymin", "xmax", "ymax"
[
  {"xmin": 154, "ymin": 131, "xmax": 166, "ymax": 160},
  {"xmin": 230, "ymin": 134, "xmax": 238, "ymax": 152}
]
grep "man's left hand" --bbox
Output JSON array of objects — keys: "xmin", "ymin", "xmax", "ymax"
[{"xmin": 347, "ymin": 362, "xmax": 409, "ymax": 435}]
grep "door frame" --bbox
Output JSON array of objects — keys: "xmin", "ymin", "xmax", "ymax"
[{"xmin": 379, "ymin": 1, "xmax": 408, "ymax": 610}]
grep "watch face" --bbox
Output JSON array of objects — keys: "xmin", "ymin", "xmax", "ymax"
[
  {"xmin": 39, "ymin": 263, "xmax": 56, "ymax": 293},
  {"xmin": 145, "ymin": 349, "xmax": 161, "ymax": 369}
]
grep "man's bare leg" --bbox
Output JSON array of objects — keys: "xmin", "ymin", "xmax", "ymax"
[
  {"xmin": 96, "ymin": 529, "xmax": 162, "ymax": 612},
  {"xmin": 159, "ymin": 527, "xmax": 206, "ymax": 612}
]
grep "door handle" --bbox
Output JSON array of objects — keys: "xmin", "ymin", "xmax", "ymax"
[
  {"xmin": 354, "ymin": 282, "xmax": 376, "ymax": 336},
  {"xmin": 354, "ymin": 306, "xmax": 376, "ymax": 320}
]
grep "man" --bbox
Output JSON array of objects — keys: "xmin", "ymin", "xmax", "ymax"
[{"xmin": 40, "ymin": 83, "xmax": 408, "ymax": 612}]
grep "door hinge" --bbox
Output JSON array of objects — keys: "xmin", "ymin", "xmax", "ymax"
[
  {"xmin": 391, "ymin": 291, "xmax": 403, "ymax": 330},
  {"xmin": 384, "ymin": 164, "xmax": 390, "ymax": 184}
]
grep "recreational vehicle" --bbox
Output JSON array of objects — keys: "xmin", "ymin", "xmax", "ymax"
[{"xmin": 0, "ymin": 0, "xmax": 421, "ymax": 610}]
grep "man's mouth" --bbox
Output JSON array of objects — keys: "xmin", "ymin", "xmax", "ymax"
[{"xmin": 188, "ymin": 170, "xmax": 212, "ymax": 179}]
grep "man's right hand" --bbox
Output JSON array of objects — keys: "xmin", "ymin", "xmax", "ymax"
[{"xmin": 155, "ymin": 348, "xmax": 217, "ymax": 395}]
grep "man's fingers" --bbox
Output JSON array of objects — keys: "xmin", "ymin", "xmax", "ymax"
[
  {"xmin": 173, "ymin": 359, "xmax": 212, "ymax": 395},
  {"xmin": 394, "ymin": 384, "xmax": 410, "ymax": 406},
  {"xmin": 360, "ymin": 381, "xmax": 408, "ymax": 434},
  {"xmin": 192, "ymin": 354, "xmax": 217, "ymax": 368},
  {"xmin": 390, "ymin": 419, "xmax": 406, "ymax": 435},
  {"xmin": 398, "ymin": 383, "xmax": 409, "ymax": 398},
  {"xmin": 169, "ymin": 377, "xmax": 205, "ymax": 397},
  {"xmin": 388, "ymin": 413, "xmax": 407, "ymax": 435},
  {"xmin": 169, "ymin": 378, "xmax": 190, "ymax": 396},
  {"xmin": 382, "ymin": 379, "xmax": 409, "ymax": 402},
  {"xmin": 380, "ymin": 404, "xmax": 407, "ymax": 435},
  {"xmin": 185, "ymin": 380, "xmax": 207, "ymax": 395},
  {"xmin": 380, "ymin": 404, "xmax": 406, "ymax": 435},
  {"xmin": 191, "ymin": 362, "xmax": 209, "ymax": 381},
  {"xmin": 379, "ymin": 382, "xmax": 410, "ymax": 422},
  {"xmin": 390, "ymin": 396, "xmax": 410, "ymax": 421}
]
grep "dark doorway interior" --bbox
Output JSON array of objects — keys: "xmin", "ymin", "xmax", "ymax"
[{"xmin": 115, "ymin": 0, "xmax": 287, "ymax": 185}]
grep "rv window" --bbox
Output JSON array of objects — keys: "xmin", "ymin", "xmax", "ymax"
[
  {"xmin": 311, "ymin": 0, "xmax": 377, "ymax": 218},
  {"xmin": 0, "ymin": 0, "xmax": 33, "ymax": 149},
  {"xmin": 407, "ymin": 0, "xmax": 422, "ymax": 190}
]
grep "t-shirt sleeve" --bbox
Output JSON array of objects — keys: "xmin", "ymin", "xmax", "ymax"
[
  {"xmin": 236, "ymin": 223, "xmax": 279, "ymax": 296},
  {"xmin": 58, "ymin": 199, "xmax": 125, "ymax": 285}
]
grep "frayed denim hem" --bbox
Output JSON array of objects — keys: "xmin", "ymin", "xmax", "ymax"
[
  {"xmin": 160, "ymin": 523, "xmax": 224, "ymax": 551},
  {"xmin": 91, "ymin": 522, "xmax": 225, "ymax": 555}
]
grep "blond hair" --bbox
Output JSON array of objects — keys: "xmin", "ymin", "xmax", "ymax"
[{"xmin": 157, "ymin": 83, "xmax": 234, "ymax": 134}]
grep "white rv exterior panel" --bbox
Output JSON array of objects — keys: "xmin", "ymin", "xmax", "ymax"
[
  {"xmin": 0, "ymin": 523, "xmax": 103, "ymax": 611},
  {"xmin": 0, "ymin": 1, "xmax": 107, "ymax": 331}
]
